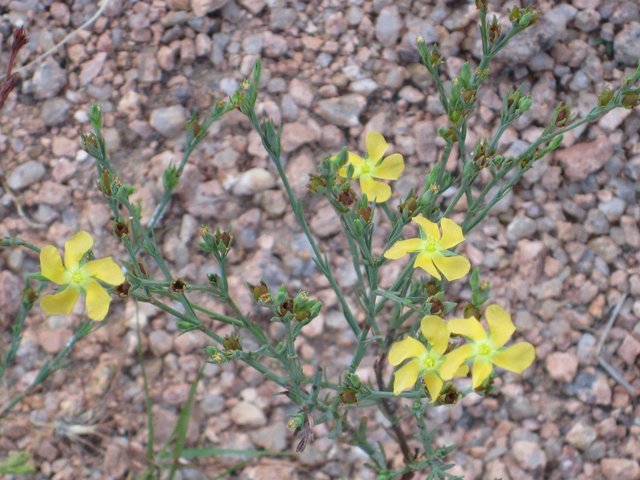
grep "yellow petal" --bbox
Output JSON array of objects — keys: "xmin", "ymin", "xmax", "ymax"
[
  {"xmin": 393, "ymin": 360, "xmax": 421, "ymax": 395},
  {"xmin": 423, "ymin": 372, "xmax": 443, "ymax": 403},
  {"xmin": 455, "ymin": 364, "xmax": 469, "ymax": 377},
  {"xmin": 84, "ymin": 258, "xmax": 125, "ymax": 286},
  {"xmin": 65, "ymin": 231, "xmax": 93, "ymax": 270},
  {"xmin": 384, "ymin": 238, "xmax": 423, "ymax": 260},
  {"xmin": 40, "ymin": 245, "xmax": 70, "ymax": 285},
  {"xmin": 84, "ymin": 277, "xmax": 112, "ymax": 321},
  {"xmin": 348, "ymin": 151, "xmax": 364, "ymax": 167},
  {"xmin": 338, "ymin": 167, "xmax": 347, "ymax": 177},
  {"xmin": 40, "ymin": 287, "xmax": 80, "ymax": 315},
  {"xmin": 493, "ymin": 342, "xmax": 536, "ymax": 374},
  {"xmin": 486, "ymin": 304, "xmax": 516, "ymax": 348},
  {"xmin": 420, "ymin": 315, "xmax": 449, "ymax": 356},
  {"xmin": 472, "ymin": 358, "xmax": 493, "ymax": 389},
  {"xmin": 433, "ymin": 254, "xmax": 471, "ymax": 281},
  {"xmin": 439, "ymin": 344, "xmax": 474, "ymax": 380},
  {"xmin": 414, "ymin": 251, "xmax": 440, "ymax": 279},
  {"xmin": 447, "ymin": 317, "xmax": 487, "ymax": 342},
  {"xmin": 366, "ymin": 130, "xmax": 388, "ymax": 161},
  {"xmin": 360, "ymin": 177, "xmax": 391, "ymax": 203},
  {"xmin": 388, "ymin": 337, "xmax": 427, "ymax": 366},
  {"xmin": 412, "ymin": 216, "xmax": 441, "ymax": 240},
  {"xmin": 374, "ymin": 154, "xmax": 404, "ymax": 180},
  {"xmin": 439, "ymin": 218, "xmax": 465, "ymax": 249}
]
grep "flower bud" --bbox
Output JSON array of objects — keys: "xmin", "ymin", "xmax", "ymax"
[
  {"xmin": 249, "ymin": 280, "xmax": 270, "ymax": 303},
  {"xmin": 475, "ymin": 0, "xmax": 488, "ymax": 10},
  {"xmin": 115, "ymin": 281, "xmax": 131, "ymax": 298},
  {"xmin": 464, "ymin": 303, "xmax": 481, "ymax": 319},
  {"xmin": 488, "ymin": 16, "xmax": 501, "ymax": 43},
  {"xmin": 338, "ymin": 188, "xmax": 356, "ymax": 206},
  {"xmin": 307, "ymin": 174, "xmax": 328, "ymax": 193},
  {"xmin": 598, "ymin": 87, "xmax": 613, "ymax": 107},
  {"xmin": 621, "ymin": 91, "xmax": 640, "ymax": 109}
]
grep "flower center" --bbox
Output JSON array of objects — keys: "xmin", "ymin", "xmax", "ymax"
[
  {"xmin": 422, "ymin": 235, "xmax": 439, "ymax": 253},
  {"xmin": 478, "ymin": 343, "xmax": 492, "ymax": 356},
  {"xmin": 70, "ymin": 269, "xmax": 86, "ymax": 286},
  {"xmin": 418, "ymin": 351, "xmax": 440, "ymax": 371},
  {"xmin": 359, "ymin": 161, "xmax": 373, "ymax": 177}
]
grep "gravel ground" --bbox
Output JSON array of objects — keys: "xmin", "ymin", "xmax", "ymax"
[{"xmin": 0, "ymin": 0, "xmax": 640, "ymax": 479}]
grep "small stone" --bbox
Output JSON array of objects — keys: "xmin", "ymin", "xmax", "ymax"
[
  {"xmin": 565, "ymin": 367, "xmax": 612, "ymax": 405},
  {"xmin": 601, "ymin": 458, "xmax": 640, "ymax": 480},
  {"xmin": 230, "ymin": 401, "xmax": 267, "ymax": 428},
  {"xmin": 41, "ymin": 97, "xmax": 71, "ymax": 126},
  {"xmin": 577, "ymin": 333, "xmax": 597, "ymax": 365},
  {"xmin": 79, "ymin": 52, "xmax": 107, "ymax": 86},
  {"xmin": 546, "ymin": 352, "xmax": 578, "ymax": 383},
  {"xmin": 598, "ymin": 107, "xmax": 632, "ymax": 132},
  {"xmin": 138, "ymin": 53, "xmax": 162, "ymax": 83},
  {"xmin": 566, "ymin": 419, "xmax": 598, "ymax": 450},
  {"xmin": 232, "ymin": 168, "xmax": 276, "ymax": 196},
  {"xmin": 149, "ymin": 105, "xmax": 188, "ymax": 138},
  {"xmin": 39, "ymin": 328, "xmax": 73, "ymax": 355},
  {"xmin": 239, "ymin": 0, "xmax": 265, "ymax": 14},
  {"xmin": 281, "ymin": 123, "xmax": 316, "ymax": 153},
  {"xmin": 270, "ymin": 8, "xmax": 297, "ymax": 30},
  {"xmin": 506, "ymin": 216, "xmax": 538, "ymax": 242},
  {"xmin": 315, "ymin": 94, "xmax": 367, "ymax": 127},
  {"xmin": 512, "ymin": 440, "xmax": 547, "ymax": 470},
  {"xmin": 558, "ymin": 445, "xmax": 583, "ymax": 478},
  {"xmin": 249, "ymin": 422, "xmax": 288, "ymax": 452},
  {"xmin": 0, "ymin": 271, "xmax": 21, "ymax": 320},
  {"xmin": 7, "ymin": 161, "xmax": 46, "ymax": 190},
  {"xmin": 263, "ymin": 32, "xmax": 288, "ymax": 58},
  {"xmin": 191, "ymin": 0, "xmax": 229, "ymax": 17},
  {"xmin": 149, "ymin": 330, "xmax": 173, "ymax": 356},
  {"xmin": 588, "ymin": 236, "xmax": 621, "ymax": 263},
  {"xmin": 32, "ymin": 57, "xmax": 68, "ymax": 99},
  {"xmin": 375, "ymin": 6, "xmax": 403, "ymax": 47},
  {"xmin": 52, "ymin": 136, "xmax": 78, "ymax": 158},
  {"xmin": 289, "ymin": 78, "xmax": 314, "ymax": 108},
  {"xmin": 398, "ymin": 85, "xmax": 425, "ymax": 103},
  {"xmin": 614, "ymin": 21, "xmax": 640, "ymax": 66},
  {"xmin": 618, "ymin": 334, "xmax": 640, "ymax": 365},
  {"xmin": 50, "ymin": 1, "xmax": 70, "ymax": 25},
  {"xmin": 556, "ymin": 137, "xmax": 613, "ymax": 182},
  {"xmin": 173, "ymin": 331, "xmax": 206, "ymax": 355},
  {"xmin": 310, "ymin": 204, "xmax": 341, "ymax": 238},
  {"xmin": 163, "ymin": 384, "xmax": 191, "ymax": 405},
  {"xmin": 575, "ymin": 9, "xmax": 601, "ymax": 31}
]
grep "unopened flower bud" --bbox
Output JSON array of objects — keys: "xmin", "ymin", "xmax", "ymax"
[
  {"xmin": 223, "ymin": 334, "xmax": 242, "ymax": 352},
  {"xmin": 338, "ymin": 188, "xmax": 356, "ymax": 206},
  {"xmin": 598, "ymin": 87, "xmax": 614, "ymax": 107},
  {"xmin": 115, "ymin": 281, "xmax": 131, "ymax": 298},
  {"xmin": 621, "ymin": 91, "xmax": 640, "ymax": 109}
]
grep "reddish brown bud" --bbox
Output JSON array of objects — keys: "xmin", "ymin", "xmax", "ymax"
[
  {"xmin": 338, "ymin": 188, "xmax": 356, "ymax": 206},
  {"xmin": 170, "ymin": 278, "xmax": 187, "ymax": 293},
  {"xmin": 115, "ymin": 282, "xmax": 131, "ymax": 298},
  {"xmin": 223, "ymin": 334, "xmax": 242, "ymax": 352}
]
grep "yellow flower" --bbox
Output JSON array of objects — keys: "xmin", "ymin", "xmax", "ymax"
[
  {"xmin": 384, "ymin": 216, "xmax": 470, "ymax": 281},
  {"xmin": 447, "ymin": 305, "xmax": 536, "ymax": 389},
  {"xmin": 338, "ymin": 131, "xmax": 404, "ymax": 203},
  {"xmin": 40, "ymin": 231, "xmax": 125, "ymax": 321},
  {"xmin": 389, "ymin": 315, "xmax": 470, "ymax": 401}
]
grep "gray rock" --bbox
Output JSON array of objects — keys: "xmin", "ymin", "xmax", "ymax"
[
  {"xmin": 565, "ymin": 367, "xmax": 612, "ymax": 405},
  {"xmin": 512, "ymin": 440, "xmax": 547, "ymax": 470},
  {"xmin": 584, "ymin": 440, "xmax": 606, "ymax": 461},
  {"xmin": 41, "ymin": 97, "xmax": 71, "ymax": 126},
  {"xmin": 506, "ymin": 216, "xmax": 538, "ymax": 242},
  {"xmin": 32, "ymin": 57, "xmax": 67, "ymax": 99},
  {"xmin": 310, "ymin": 204, "xmax": 341, "ymax": 238},
  {"xmin": 315, "ymin": 94, "xmax": 367, "ymax": 127},
  {"xmin": 7, "ymin": 161, "xmax": 46, "ymax": 190},
  {"xmin": 598, "ymin": 197, "xmax": 626, "ymax": 222},
  {"xmin": 270, "ymin": 8, "xmax": 297, "ymax": 30},
  {"xmin": 610, "ymin": 2, "xmax": 640, "ymax": 24},
  {"xmin": 376, "ymin": 6, "xmax": 403, "ymax": 47},
  {"xmin": 507, "ymin": 395, "xmax": 539, "ymax": 420},
  {"xmin": 281, "ymin": 123, "xmax": 316, "ymax": 153},
  {"xmin": 585, "ymin": 209, "xmax": 609, "ymax": 235},
  {"xmin": 499, "ymin": 7, "xmax": 567, "ymax": 63},
  {"xmin": 588, "ymin": 236, "xmax": 621, "ymax": 263},
  {"xmin": 249, "ymin": 422, "xmax": 288, "ymax": 451},
  {"xmin": 349, "ymin": 78, "xmax": 379, "ymax": 96},
  {"xmin": 614, "ymin": 22, "xmax": 640, "ymax": 66},
  {"xmin": 191, "ymin": 0, "xmax": 229, "ymax": 17},
  {"xmin": 149, "ymin": 330, "xmax": 173, "ymax": 357},
  {"xmin": 242, "ymin": 33, "xmax": 263, "ymax": 54},
  {"xmin": 149, "ymin": 105, "xmax": 188, "ymax": 138},
  {"xmin": 232, "ymin": 168, "xmax": 276, "ymax": 196},
  {"xmin": 201, "ymin": 392, "xmax": 225, "ymax": 414},
  {"xmin": 574, "ymin": 9, "xmax": 601, "ymax": 32},
  {"xmin": 230, "ymin": 401, "xmax": 267, "ymax": 427},
  {"xmin": 558, "ymin": 446, "xmax": 582, "ymax": 478},
  {"xmin": 566, "ymin": 419, "xmax": 598, "ymax": 451},
  {"xmin": 577, "ymin": 333, "xmax": 597, "ymax": 365}
]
